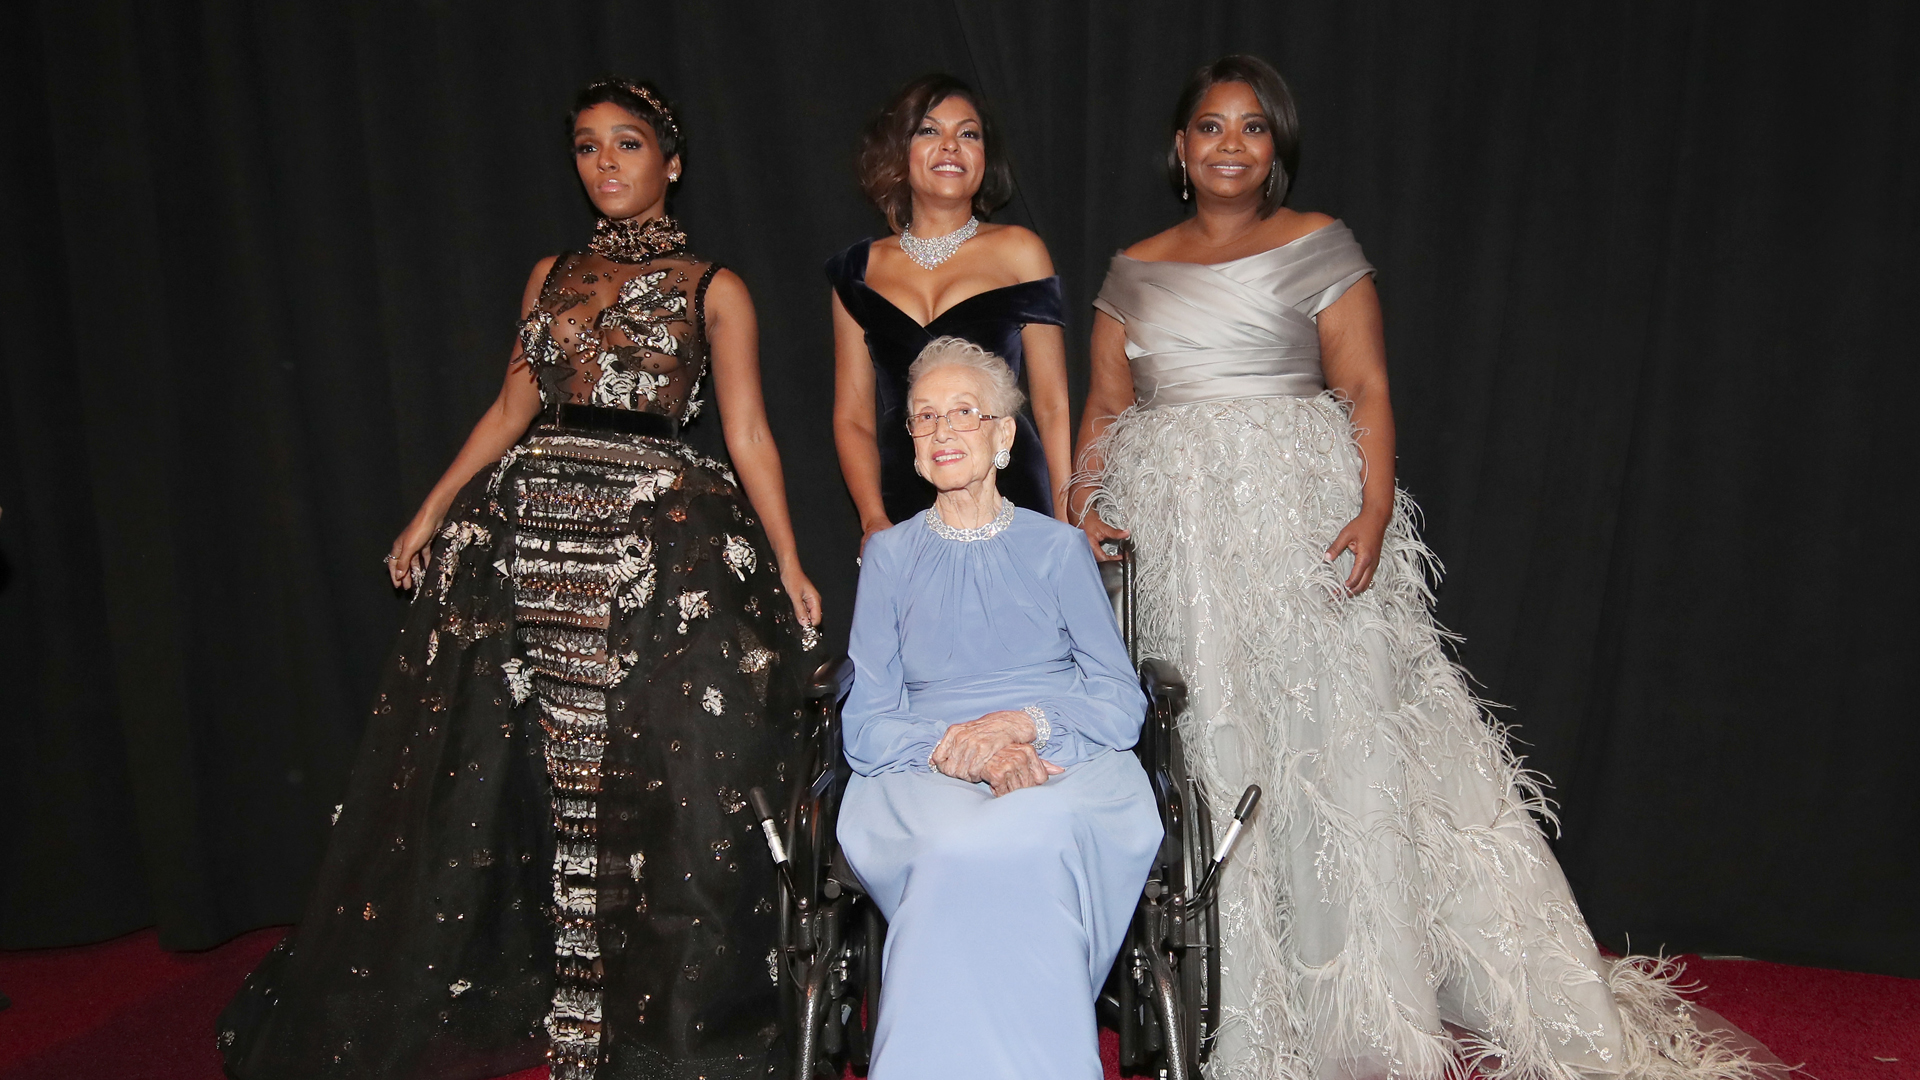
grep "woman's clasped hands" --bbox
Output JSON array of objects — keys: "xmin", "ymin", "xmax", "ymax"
[{"xmin": 930, "ymin": 709, "xmax": 1064, "ymax": 796}]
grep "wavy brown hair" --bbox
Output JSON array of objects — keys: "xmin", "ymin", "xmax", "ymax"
[{"xmin": 856, "ymin": 73, "xmax": 1014, "ymax": 233}]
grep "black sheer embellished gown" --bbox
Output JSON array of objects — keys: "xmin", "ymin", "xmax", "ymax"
[
  {"xmin": 825, "ymin": 238, "xmax": 1065, "ymax": 523},
  {"xmin": 221, "ymin": 216, "xmax": 815, "ymax": 1080}
]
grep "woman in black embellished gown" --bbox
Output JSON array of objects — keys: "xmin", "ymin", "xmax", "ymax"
[
  {"xmin": 220, "ymin": 79, "xmax": 821, "ymax": 1080},
  {"xmin": 828, "ymin": 74, "xmax": 1070, "ymax": 547}
]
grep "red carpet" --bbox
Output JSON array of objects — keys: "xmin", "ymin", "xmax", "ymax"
[{"xmin": 0, "ymin": 929, "xmax": 1913, "ymax": 1079}]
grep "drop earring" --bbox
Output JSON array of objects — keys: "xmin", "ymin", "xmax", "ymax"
[
  {"xmin": 1181, "ymin": 160, "xmax": 1190, "ymax": 202},
  {"xmin": 993, "ymin": 448, "xmax": 1010, "ymax": 470},
  {"xmin": 1266, "ymin": 162, "xmax": 1277, "ymax": 199}
]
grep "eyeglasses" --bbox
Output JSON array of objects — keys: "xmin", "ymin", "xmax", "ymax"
[{"xmin": 906, "ymin": 407, "xmax": 1002, "ymax": 438}]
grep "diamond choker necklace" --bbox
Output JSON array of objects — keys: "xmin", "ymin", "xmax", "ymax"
[
  {"xmin": 898, "ymin": 215, "xmax": 979, "ymax": 270},
  {"xmin": 590, "ymin": 214, "xmax": 690, "ymax": 262},
  {"xmin": 923, "ymin": 496, "xmax": 1014, "ymax": 542}
]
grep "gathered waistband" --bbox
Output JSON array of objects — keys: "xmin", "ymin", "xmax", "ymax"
[{"xmin": 1131, "ymin": 346, "xmax": 1325, "ymax": 408}]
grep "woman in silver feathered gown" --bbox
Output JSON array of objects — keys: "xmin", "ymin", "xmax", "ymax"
[{"xmin": 1072, "ymin": 56, "xmax": 1762, "ymax": 1080}]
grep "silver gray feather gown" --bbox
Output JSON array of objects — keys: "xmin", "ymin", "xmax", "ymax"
[{"xmin": 1086, "ymin": 222, "xmax": 1757, "ymax": 1080}]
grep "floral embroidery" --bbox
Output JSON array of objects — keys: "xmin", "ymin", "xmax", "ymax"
[
  {"xmin": 611, "ymin": 535, "xmax": 657, "ymax": 612},
  {"xmin": 721, "ymin": 535, "xmax": 756, "ymax": 580},
  {"xmin": 591, "ymin": 358, "xmax": 670, "ymax": 409},
  {"xmin": 701, "ymin": 687, "xmax": 725, "ymax": 715},
  {"xmin": 500, "ymin": 658, "xmax": 533, "ymax": 705},
  {"xmin": 435, "ymin": 521, "xmax": 493, "ymax": 600},
  {"xmin": 675, "ymin": 590, "xmax": 712, "ymax": 634},
  {"xmin": 738, "ymin": 648, "xmax": 774, "ymax": 674},
  {"xmin": 628, "ymin": 468, "xmax": 679, "ymax": 504}
]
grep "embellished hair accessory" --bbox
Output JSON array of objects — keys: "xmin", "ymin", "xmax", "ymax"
[{"xmin": 617, "ymin": 80, "xmax": 679, "ymax": 142}]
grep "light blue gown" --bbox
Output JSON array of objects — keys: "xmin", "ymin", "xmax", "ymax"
[{"xmin": 837, "ymin": 504, "xmax": 1163, "ymax": 1080}]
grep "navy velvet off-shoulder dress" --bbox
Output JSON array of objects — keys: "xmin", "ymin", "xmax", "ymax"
[{"xmin": 826, "ymin": 238, "xmax": 1065, "ymax": 523}]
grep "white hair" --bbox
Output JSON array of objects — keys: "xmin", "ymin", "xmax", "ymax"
[{"xmin": 906, "ymin": 336, "xmax": 1026, "ymax": 417}]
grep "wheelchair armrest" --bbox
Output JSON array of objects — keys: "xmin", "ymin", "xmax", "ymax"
[
  {"xmin": 1137, "ymin": 656, "xmax": 1188, "ymax": 717},
  {"xmin": 807, "ymin": 654, "xmax": 854, "ymax": 705}
]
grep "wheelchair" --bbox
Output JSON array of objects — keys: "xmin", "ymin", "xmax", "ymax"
[{"xmin": 749, "ymin": 542, "xmax": 1259, "ymax": 1080}]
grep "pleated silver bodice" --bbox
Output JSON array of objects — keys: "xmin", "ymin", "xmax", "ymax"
[{"xmin": 1093, "ymin": 221, "xmax": 1375, "ymax": 408}]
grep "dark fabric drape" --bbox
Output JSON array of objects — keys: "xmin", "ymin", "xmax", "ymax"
[{"xmin": 2, "ymin": 1, "xmax": 1913, "ymax": 976}]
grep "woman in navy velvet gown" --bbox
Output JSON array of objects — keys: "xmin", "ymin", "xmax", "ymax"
[{"xmin": 828, "ymin": 73, "xmax": 1071, "ymax": 546}]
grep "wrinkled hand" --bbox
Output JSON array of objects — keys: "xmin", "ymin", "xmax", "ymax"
[
  {"xmin": 1078, "ymin": 507, "xmax": 1129, "ymax": 563},
  {"xmin": 780, "ymin": 565, "xmax": 823, "ymax": 628},
  {"xmin": 980, "ymin": 743, "xmax": 1063, "ymax": 796},
  {"xmin": 1325, "ymin": 506, "xmax": 1389, "ymax": 596},
  {"xmin": 859, "ymin": 516, "xmax": 892, "ymax": 557},
  {"xmin": 387, "ymin": 515, "xmax": 441, "ymax": 590},
  {"xmin": 931, "ymin": 710, "xmax": 1038, "ymax": 783}
]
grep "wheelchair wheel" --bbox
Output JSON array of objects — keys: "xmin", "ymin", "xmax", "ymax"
[{"xmin": 760, "ymin": 656, "xmax": 885, "ymax": 1080}]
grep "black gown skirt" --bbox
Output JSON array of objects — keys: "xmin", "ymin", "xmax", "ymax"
[
  {"xmin": 825, "ymin": 238, "xmax": 1066, "ymax": 524},
  {"xmin": 221, "ymin": 416, "xmax": 812, "ymax": 1080}
]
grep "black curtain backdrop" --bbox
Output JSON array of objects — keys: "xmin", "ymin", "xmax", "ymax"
[{"xmin": 3, "ymin": 1, "xmax": 1914, "ymax": 977}]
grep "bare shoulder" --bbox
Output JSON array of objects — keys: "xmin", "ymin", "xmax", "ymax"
[
  {"xmin": 1121, "ymin": 222, "xmax": 1188, "ymax": 262},
  {"xmin": 1270, "ymin": 208, "xmax": 1337, "ymax": 244},
  {"xmin": 521, "ymin": 255, "xmax": 561, "ymax": 311},
  {"xmin": 1283, "ymin": 208, "xmax": 1337, "ymax": 231},
  {"xmin": 702, "ymin": 266, "xmax": 755, "ymax": 328},
  {"xmin": 977, "ymin": 223, "xmax": 1054, "ymax": 279}
]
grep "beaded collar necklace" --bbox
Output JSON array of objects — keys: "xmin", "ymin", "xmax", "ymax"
[
  {"xmin": 590, "ymin": 214, "xmax": 690, "ymax": 262},
  {"xmin": 922, "ymin": 497, "xmax": 1014, "ymax": 542}
]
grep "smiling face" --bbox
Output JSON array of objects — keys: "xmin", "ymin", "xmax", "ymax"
[
  {"xmin": 1175, "ymin": 80, "xmax": 1275, "ymax": 202},
  {"xmin": 906, "ymin": 94, "xmax": 986, "ymax": 210},
  {"xmin": 572, "ymin": 102, "xmax": 679, "ymax": 219},
  {"xmin": 908, "ymin": 365, "xmax": 1015, "ymax": 495}
]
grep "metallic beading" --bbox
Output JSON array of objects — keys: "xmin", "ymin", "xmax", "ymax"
[{"xmin": 589, "ymin": 214, "xmax": 690, "ymax": 263}]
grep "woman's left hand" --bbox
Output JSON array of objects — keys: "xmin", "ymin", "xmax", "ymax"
[
  {"xmin": 931, "ymin": 710, "xmax": 1037, "ymax": 782},
  {"xmin": 980, "ymin": 744, "xmax": 1064, "ymax": 796},
  {"xmin": 780, "ymin": 565, "xmax": 823, "ymax": 628},
  {"xmin": 1325, "ymin": 506, "xmax": 1390, "ymax": 596}
]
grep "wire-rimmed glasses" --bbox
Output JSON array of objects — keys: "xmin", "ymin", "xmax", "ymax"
[{"xmin": 906, "ymin": 406, "xmax": 1002, "ymax": 438}]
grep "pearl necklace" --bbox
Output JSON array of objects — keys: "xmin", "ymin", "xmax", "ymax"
[
  {"xmin": 898, "ymin": 215, "xmax": 979, "ymax": 270},
  {"xmin": 923, "ymin": 497, "xmax": 1014, "ymax": 542}
]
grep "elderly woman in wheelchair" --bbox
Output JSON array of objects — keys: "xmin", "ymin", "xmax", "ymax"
[{"xmin": 833, "ymin": 336, "xmax": 1163, "ymax": 1079}]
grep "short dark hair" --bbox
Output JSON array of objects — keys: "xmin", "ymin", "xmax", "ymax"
[
  {"xmin": 856, "ymin": 73, "xmax": 1015, "ymax": 233},
  {"xmin": 567, "ymin": 77, "xmax": 684, "ymax": 169},
  {"xmin": 1166, "ymin": 55, "xmax": 1300, "ymax": 217}
]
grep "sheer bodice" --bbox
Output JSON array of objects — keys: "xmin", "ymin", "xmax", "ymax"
[{"xmin": 519, "ymin": 250, "xmax": 721, "ymax": 421}]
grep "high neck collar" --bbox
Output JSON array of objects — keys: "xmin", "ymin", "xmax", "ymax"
[{"xmin": 590, "ymin": 214, "xmax": 690, "ymax": 262}]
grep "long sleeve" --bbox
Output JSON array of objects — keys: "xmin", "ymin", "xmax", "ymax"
[
  {"xmin": 1027, "ymin": 536, "xmax": 1146, "ymax": 767},
  {"xmin": 842, "ymin": 536, "xmax": 945, "ymax": 776}
]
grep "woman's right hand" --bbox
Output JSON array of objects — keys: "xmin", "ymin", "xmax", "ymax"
[
  {"xmin": 387, "ymin": 514, "xmax": 441, "ymax": 590},
  {"xmin": 859, "ymin": 516, "xmax": 893, "ymax": 556},
  {"xmin": 1078, "ymin": 506, "xmax": 1130, "ymax": 562}
]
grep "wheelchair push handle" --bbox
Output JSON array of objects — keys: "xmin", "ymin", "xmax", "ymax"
[
  {"xmin": 1195, "ymin": 784, "xmax": 1261, "ymax": 904},
  {"xmin": 747, "ymin": 787, "xmax": 786, "ymax": 865}
]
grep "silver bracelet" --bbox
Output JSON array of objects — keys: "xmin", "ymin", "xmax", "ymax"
[{"xmin": 1022, "ymin": 704, "xmax": 1051, "ymax": 752}]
